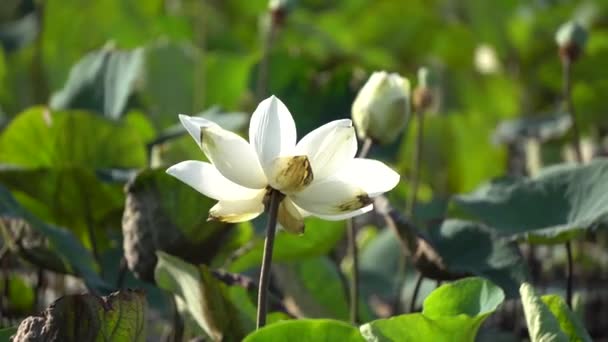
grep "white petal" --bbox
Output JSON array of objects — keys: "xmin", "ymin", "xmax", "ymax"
[
  {"xmin": 294, "ymin": 119, "xmax": 357, "ymax": 180},
  {"xmin": 314, "ymin": 204, "xmax": 373, "ymax": 221},
  {"xmin": 208, "ymin": 191, "xmax": 266, "ymax": 223},
  {"xmin": 166, "ymin": 161, "xmax": 261, "ymax": 201},
  {"xmin": 249, "ymin": 95, "xmax": 297, "ymax": 171},
  {"xmin": 334, "ymin": 158, "xmax": 400, "ymax": 197},
  {"xmin": 179, "ymin": 114, "xmax": 217, "ymax": 147},
  {"xmin": 201, "ymin": 125, "xmax": 267, "ymax": 189},
  {"xmin": 290, "ymin": 179, "xmax": 372, "ymax": 216},
  {"xmin": 277, "ymin": 198, "xmax": 305, "ymax": 234}
]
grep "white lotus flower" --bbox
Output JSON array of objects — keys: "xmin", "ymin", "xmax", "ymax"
[{"xmin": 166, "ymin": 95, "xmax": 399, "ymax": 233}]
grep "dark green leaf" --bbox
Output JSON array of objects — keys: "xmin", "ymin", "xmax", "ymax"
[
  {"xmin": 273, "ymin": 257, "xmax": 349, "ymax": 320},
  {"xmin": 50, "ymin": 46, "xmax": 144, "ymax": 119},
  {"xmin": 451, "ymin": 160, "xmax": 608, "ymax": 243},
  {"xmin": 0, "ymin": 108, "xmax": 151, "ymax": 168},
  {"xmin": 0, "ymin": 185, "xmax": 107, "ymax": 290},
  {"xmin": 427, "ymin": 219, "xmax": 529, "ymax": 298},
  {"xmin": 123, "ymin": 168, "xmax": 246, "ymax": 281},
  {"xmin": 11, "ymin": 290, "xmax": 146, "ymax": 342},
  {"xmin": 228, "ymin": 218, "xmax": 345, "ymax": 273},
  {"xmin": 0, "ymin": 327, "xmax": 17, "ymax": 341},
  {"xmin": 0, "ymin": 167, "xmax": 124, "ymax": 251},
  {"xmin": 154, "ymin": 252, "xmax": 246, "ymax": 341},
  {"xmin": 243, "ymin": 319, "xmax": 365, "ymax": 342}
]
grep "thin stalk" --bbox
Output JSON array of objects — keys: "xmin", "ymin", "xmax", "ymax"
[
  {"xmin": 346, "ymin": 137, "xmax": 373, "ymax": 324},
  {"xmin": 347, "ymin": 219, "xmax": 359, "ymax": 324},
  {"xmin": 256, "ymin": 16, "xmax": 276, "ymax": 102},
  {"xmin": 562, "ymin": 57, "xmax": 580, "ymax": 308},
  {"xmin": 409, "ymin": 272, "xmax": 423, "ymax": 313},
  {"xmin": 256, "ymin": 190, "xmax": 283, "ymax": 329},
  {"xmin": 406, "ymin": 109, "xmax": 424, "ymax": 218}
]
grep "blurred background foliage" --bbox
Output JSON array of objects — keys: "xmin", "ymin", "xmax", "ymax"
[{"xmin": 1, "ymin": 0, "xmax": 608, "ymax": 340}]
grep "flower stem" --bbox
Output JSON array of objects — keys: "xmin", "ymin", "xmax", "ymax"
[
  {"xmin": 562, "ymin": 56, "xmax": 580, "ymax": 308},
  {"xmin": 409, "ymin": 272, "xmax": 423, "ymax": 312},
  {"xmin": 406, "ymin": 109, "xmax": 424, "ymax": 218},
  {"xmin": 256, "ymin": 189, "xmax": 283, "ymax": 329},
  {"xmin": 347, "ymin": 219, "xmax": 359, "ymax": 324},
  {"xmin": 346, "ymin": 137, "xmax": 373, "ymax": 324}
]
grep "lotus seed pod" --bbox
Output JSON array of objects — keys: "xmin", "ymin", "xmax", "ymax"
[
  {"xmin": 352, "ymin": 71, "xmax": 411, "ymax": 145},
  {"xmin": 555, "ymin": 21, "xmax": 588, "ymax": 62}
]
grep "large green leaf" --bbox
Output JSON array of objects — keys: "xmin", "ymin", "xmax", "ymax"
[
  {"xmin": 0, "ymin": 107, "xmax": 151, "ymax": 168},
  {"xmin": 451, "ymin": 160, "xmax": 608, "ymax": 243},
  {"xmin": 50, "ymin": 46, "xmax": 144, "ymax": 119},
  {"xmin": 11, "ymin": 290, "xmax": 146, "ymax": 342},
  {"xmin": 228, "ymin": 218, "xmax": 346, "ymax": 273},
  {"xmin": 0, "ymin": 185, "xmax": 107, "ymax": 290},
  {"xmin": 0, "ymin": 327, "xmax": 17, "ymax": 341},
  {"xmin": 0, "ymin": 273, "xmax": 35, "ymax": 314},
  {"xmin": 141, "ymin": 41, "xmax": 255, "ymax": 130},
  {"xmin": 0, "ymin": 167, "xmax": 124, "ymax": 251},
  {"xmin": 519, "ymin": 283, "xmax": 591, "ymax": 342},
  {"xmin": 154, "ymin": 252, "xmax": 246, "ymax": 341},
  {"xmin": 427, "ymin": 219, "xmax": 529, "ymax": 298},
  {"xmin": 243, "ymin": 319, "xmax": 365, "ymax": 342},
  {"xmin": 123, "ymin": 168, "xmax": 245, "ymax": 280},
  {"xmin": 273, "ymin": 257, "xmax": 349, "ymax": 320},
  {"xmin": 360, "ymin": 277, "xmax": 504, "ymax": 342}
]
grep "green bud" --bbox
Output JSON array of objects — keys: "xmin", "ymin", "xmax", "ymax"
[
  {"xmin": 555, "ymin": 21, "xmax": 588, "ymax": 61},
  {"xmin": 352, "ymin": 71, "xmax": 411, "ymax": 145}
]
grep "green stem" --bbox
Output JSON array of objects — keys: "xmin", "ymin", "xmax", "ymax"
[
  {"xmin": 256, "ymin": 190, "xmax": 283, "ymax": 329},
  {"xmin": 347, "ymin": 220, "xmax": 359, "ymax": 324},
  {"xmin": 410, "ymin": 272, "xmax": 423, "ymax": 313},
  {"xmin": 346, "ymin": 137, "xmax": 372, "ymax": 324},
  {"xmin": 562, "ymin": 57, "xmax": 580, "ymax": 308},
  {"xmin": 407, "ymin": 109, "xmax": 424, "ymax": 218},
  {"xmin": 256, "ymin": 15, "xmax": 276, "ymax": 102}
]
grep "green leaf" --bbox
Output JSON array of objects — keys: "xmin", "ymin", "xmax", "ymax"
[
  {"xmin": 123, "ymin": 169, "xmax": 244, "ymax": 281},
  {"xmin": 519, "ymin": 283, "xmax": 591, "ymax": 342},
  {"xmin": 427, "ymin": 219, "xmax": 529, "ymax": 298},
  {"xmin": 0, "ymin": 108, "xmax": 151, "ymax": 169},
  {"xmin": 0, "ymin": 167, "xmax": 124, "ymax": 251},
  {"xmin": 50, "ymin": 46, "xmax": 144, "ymax": 119},
  {"xmin": 228, "ymin": 218, "xmax": 346, "ymax": 273},
  {"xmin": 0, "ymin": 274, "xmax": 35, "ymax": 314},
  {"xmin": 360, "ymin": 277, "xmax": 504, "ymax": 342},
  {"xmin": 0, "ymin": 327, "xmax": 17, "ymax": 341},
  {"xmin": 0, "ymin": 185, "xmax": 107, "ymax": 291},
  {"xmin": 154, "ymin": 252, "xmax": 246, "ymax": 341},
  {"xmin": 542, "ymin": 295, "xmax": 592, "ymax": 342},
  {"xmin": 244, "ymin": 319, "xmax": 365, "ymax": 342},
  {"xmin": 273, "ymin": 257, "xmax": 349, "ymax": 320},
  {"xmin": 451, "ymin": 160, "xmax": 608, "ymax": 243},
  {"xmin": 11, "ymin": 290, "xmax": 146, "ymax": 342}
]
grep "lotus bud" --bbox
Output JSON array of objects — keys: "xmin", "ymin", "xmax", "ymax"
[
  {"xmin": 352, "ymin": 71, "xmax": 411, "ymax": 145},
  {"xmin": 413, "ymin": 67, "xmax": 435, "ymax": 113},
  {"xmin": 555, "ymin": 21, "xmax": 588, "ymax": 62}
]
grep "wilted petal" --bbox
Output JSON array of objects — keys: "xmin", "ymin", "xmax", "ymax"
[
  {"xmin": 166, "ymin": 161, "xmax": 261, "ymax": 201},
  {"xmin": 249, "ymin": 95, "xmax": 297, "ymax": 170},
  {"xmin": 201, "ymin": 125, "xmax": 267, "ymax": 189},
  {"xmin": 277, "ymin": 198, "xmax": 305, "ymax": 234},
  {"xmin": 315, "ymin": 205, "xmax": 373, "ymax": 221},
  {"xmin": 334, "ymin": 158, "xmax": 400, "ymax": 196},
  {"xmin": 290, "ymin": 179, "xmax": 372, "ymax": 217},
  {"xmin": 179, "ymin": 114, "xmax": 217, "ymax": 147},
  {"xmin": 208, "ymin": 192, "xmax": 265, "ymax": 223},
  {"xmin": 267, "ymin": 155, "xmax": 313, "ymax": 193},
  {"xmin": 295, "ymin": 119, "xmax": 357, "ymax": 181}
]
